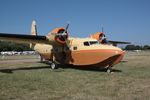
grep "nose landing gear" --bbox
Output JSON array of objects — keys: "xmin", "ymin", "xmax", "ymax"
[
  {"xmin": 107, "ymin": 68, "xmax": 112, "ymax": 73},
  {"xmin": 50, "ymin": 62, "xmax": 58, "ymax": 69}
]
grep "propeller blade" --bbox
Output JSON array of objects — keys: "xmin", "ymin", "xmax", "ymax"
[{"xmin": 65, "ymin": 23, "xmax": 69, "ymax": 31}]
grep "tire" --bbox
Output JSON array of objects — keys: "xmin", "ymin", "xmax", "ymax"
[
  {"xmin": 107, "ymin": 68, "xmax": 112, "ymax": 73},
  {"xmin": 51, "ymin": 62, "xmax": 58, "ymax": 69}
]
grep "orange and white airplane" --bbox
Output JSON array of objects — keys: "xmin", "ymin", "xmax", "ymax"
[{"xmin": 0, "ymin": 21, "xmax": 130, "ymax": 72}]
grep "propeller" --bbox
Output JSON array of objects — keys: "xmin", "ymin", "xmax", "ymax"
[
  {"xmin": 50, "ymin": 24, "xmax": 71, "ymax": 49},
  {"xmin": 65, "ymin": 23, "xmax": 69, "ymax": 32},
  {"xmin": 99, "ymin": 27, "xmax": 131, "ymax": 46},
  {"xmin": 98, "ymin": 27, "xmax": 107, "ymax": 44},
  {"xmin": 64, "ymin": 23, "xmax": 71, "ymax": 49}
]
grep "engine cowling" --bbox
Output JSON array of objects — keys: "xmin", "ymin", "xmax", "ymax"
[
  {"xmin": 90, "ymin": 32, "xmax": 106, "ymax": 41},
  {"xmin": 47, "ymin": 28, "xmax": 68, "ymax": 44}
]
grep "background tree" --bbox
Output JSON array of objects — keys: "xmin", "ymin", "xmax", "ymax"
[
  {"xmin": 0, "ymin": 41, "xmax": 32, "ymax": 52},
  {"xmin": 124, "ymin": 45, "xmax": 150, "ymax": 50}
]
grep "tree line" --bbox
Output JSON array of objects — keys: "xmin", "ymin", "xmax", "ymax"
[
  {"xmin": 0, "ymin": 41, "xmax": 32, "ymax": 52},
  {"xmin": 124, "ymin": 45, "xmax": 150, "ymax": 50}
]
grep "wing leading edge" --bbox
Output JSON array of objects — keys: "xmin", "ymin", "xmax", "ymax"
[
  {"xmin": 108, "ymin": 40, "xmax": 130, "ymax": 46},
  {"xmin": 0, "ymin": 33, "xmax": 50, "ymax": 44}
]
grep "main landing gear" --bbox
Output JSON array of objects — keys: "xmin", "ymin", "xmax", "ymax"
[{"xmin": 49, "ymin": 55, "xmax": 59, "ymax": 69}]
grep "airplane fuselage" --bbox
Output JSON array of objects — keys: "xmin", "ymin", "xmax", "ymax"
[
  {"xmin": 0, "ymin": 21, "xmax": 129, "ymax": 70},
  {"xmin": 34, "ymin": 38, "xmax": 124, "ymax": 69}
]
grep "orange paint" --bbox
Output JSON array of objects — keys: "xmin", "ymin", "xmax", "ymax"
[
  {"xmin": 31, "ymin": 32, "xmax": 36, "ymax": 34},
  {"xmin": 90, "ymin": 32, "xmax": 105, "ymax": 40},
  {"xmin": 40, "ymin": 49, "xmax": 124, "ymax": 68},
  {"xmin": 40, "ymin": 49, "xmax": 124, "ymax": 54},
  {"xmin": 67, "ymin": 49, "xmax": 124, "ymax": 53},
  {"xmin": 47, "ymin": 27, "xmax": 68, "ymax": 44},
  {"xmin": 40, "ymin": 49, "xmax": 123, "ymax": 54},
  {"xmin": 51, "ymin": 27, "xmax": 64, "ymax": 33}
]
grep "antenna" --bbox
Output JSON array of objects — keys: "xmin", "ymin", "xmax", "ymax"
[
  {"xmin": 100, "ymin": 24, "xmax": 104, "ymax": 33},
  {"xmin": 102, "ymin": 27, "xmax": 104, "ymax": 33}
]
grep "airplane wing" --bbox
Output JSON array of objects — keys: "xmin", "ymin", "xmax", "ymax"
[
  {"xmin": 107, "ymin": 40, "xmax": 130, "ymax": 46},
  {"xmin": 0, "ymin": 33, "xmax": 51, "ymax": 44},
  {"xmin": 0, "ymin": 21, "xmax": 69, "ymax": 46}
]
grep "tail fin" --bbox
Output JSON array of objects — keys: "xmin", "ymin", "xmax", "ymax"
[
  {"xmin": 30, "ymin": 20, "xmax": 37, "ymax": 49},
  {"xmin": 31, "ymin": 20, "xmax": 37, "ymax": 35}
]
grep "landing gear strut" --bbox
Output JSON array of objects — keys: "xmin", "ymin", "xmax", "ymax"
[{"xmin": 49, "ymin": 54, "xmax": 58, "ymax": 69}]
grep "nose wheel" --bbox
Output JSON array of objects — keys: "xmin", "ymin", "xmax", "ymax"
[
  {"xmin": 106, "ymin": 67, "xmax": 112, "ymax": 73},
  {"xmin": 50, "ymin": 62, "xmax": 58, "ymax": 69}
]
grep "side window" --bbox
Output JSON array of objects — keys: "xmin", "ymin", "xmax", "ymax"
[
  {"xmin": 84, "ymin": 41, "xmax": 98, "ymax": 46},
  {"xmin": 51, "ymin": 49, "xmax": 54, "ymax": 52},
  {"xmin": 51, "ymin": 48, "xmax": 58, "ymax": 52},
  {"xmin": 84, "ymin": 42, "xmax": 90, "ymax": 46},
  {"xmin": 73, "ymin": 46, "xmax": 77, "ymax": 50}
]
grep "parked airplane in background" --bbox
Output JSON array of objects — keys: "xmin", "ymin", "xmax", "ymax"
[{"xmin": 0, "ymin": 21, "xmax": 130, "ymax": 72}]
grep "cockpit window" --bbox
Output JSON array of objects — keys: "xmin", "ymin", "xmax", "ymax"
[
  {"xmin": 84, "ymin": 42, "xmax": 90, "ymax": 46},
  {"xmin": 90, "ymin": 41, "xmax": 98, "ymax": 45},
  {"xmin": 83, "ymin": 41, "xmax": 98, "ymax": 46}
]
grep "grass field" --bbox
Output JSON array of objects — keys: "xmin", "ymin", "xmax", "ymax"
[
  {"xmin": 0, "ymin": 51, "xmax": 150, "ymax": 100},
  {"xmin": 0, "ymin": 55, "xmax": 39, "ymax": 60}
]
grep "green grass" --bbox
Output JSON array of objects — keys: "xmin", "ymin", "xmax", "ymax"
[
  {"xmin": 0, "ymin": 55, "xmax": 39, "ymax": 60},
  {"xmin": 0, "ymin": 51, "xmax": 150, "ymax": 100}
]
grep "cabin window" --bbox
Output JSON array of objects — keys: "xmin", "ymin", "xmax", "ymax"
[
  {"xmin": 84, "ymin": 42, "xmax": 90, "ymax": 46},
  {"xmin": 73, "ymin": 46, "xmax": 77, "ymax": 50},
  {"xmin": 83, "ymin": 41, "xmax": 98, "ymax": 46},
  {"xmin": 51, "ymin": 49, "xmax": 54, "ymax": 52},
  {"xmin": 90, "ymin": 41, "xmax": 98, "ymax": 45},
  {"xmin": 51, "ymin": 48, "xmax": 59, "ymax": 52}
]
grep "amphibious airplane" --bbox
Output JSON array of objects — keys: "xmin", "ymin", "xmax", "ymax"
[{"xmin": 0, "ymin": 21, "xmax": 130, "ymax": 72}]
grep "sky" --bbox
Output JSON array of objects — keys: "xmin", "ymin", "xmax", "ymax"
[{"xmin": 0, "ymin": 0, "xmax": 150, "ymax": 45}]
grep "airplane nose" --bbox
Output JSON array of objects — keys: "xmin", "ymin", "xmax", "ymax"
[
  {"xmin": 110, "ymin": 49, "xmax": 125, "ymax": 66},
  {"xmin": 115, "ymin": 49, "xmax": 125, "ymax": 55}
]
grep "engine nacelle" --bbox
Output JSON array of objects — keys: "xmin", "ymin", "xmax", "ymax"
[
  {"xmin": 47, "ymin": 28, "xmax": 68, "ymax": 45},
  {"xmin": 90, "ymin": 32, "xmax": 106, "ymax": 41}
]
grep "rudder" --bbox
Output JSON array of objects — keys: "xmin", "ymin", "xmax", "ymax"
[
  {"xmin": 30, "ymin": 20, "xmax": 37, "ymax": 49},
  {"xmin": 31, "ymin": 20, "xmax": 37, "ymax": 35}
]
